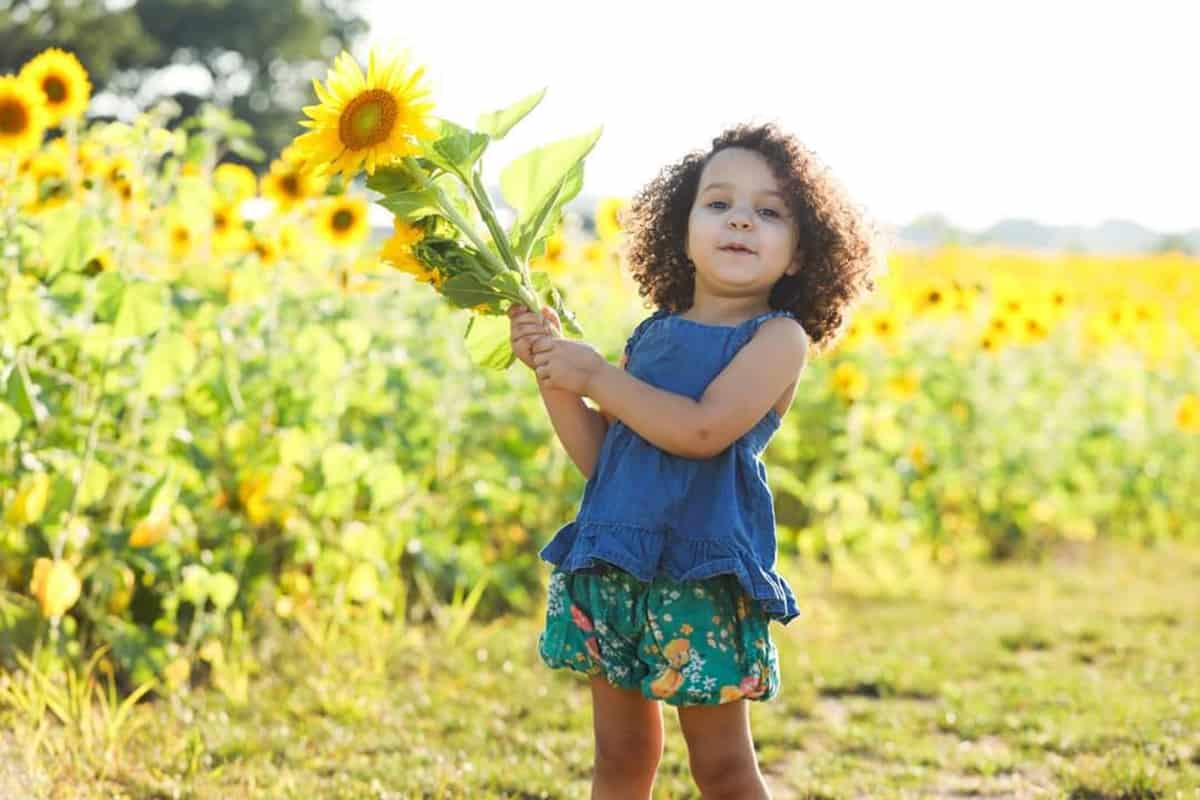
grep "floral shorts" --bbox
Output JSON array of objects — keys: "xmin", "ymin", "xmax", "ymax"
[{"xmin": 537, "ymin": 564, "xmax": 781, "ymax": 706}]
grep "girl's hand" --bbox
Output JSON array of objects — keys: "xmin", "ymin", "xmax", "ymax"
[
  {"xmin": 530, "ymin": 333, "xmax": 605, "ymax": 395},
  {"xmin": 508, "ymin": 303, "xmax": 558, "ymax": 370}
]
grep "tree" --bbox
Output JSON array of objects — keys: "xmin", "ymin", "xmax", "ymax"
[{"xmin": 0, "ymin": 0, "xmax": 368, "ymax": 164}]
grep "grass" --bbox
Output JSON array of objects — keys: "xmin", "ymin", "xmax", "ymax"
[{"xmin": 2, "ymin": 538, "xmax": 1198, "ymax": 799}]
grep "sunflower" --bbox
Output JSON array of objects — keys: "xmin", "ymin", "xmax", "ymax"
[
  {"xmin": 83, "ymin": 248, "xmax": 115, "ymax": 276},
  {"xmin": 18, "ymin": 48, "xmax": 91, "ymax": 128},
  {"xmin": 532, "ymin": 229, "xmax": 568, "ymax": 274},
  {"xmin": 212, "ymin": 201, "xmax": 249, "ymax": 252},
  {"xmin": 380, "ymin": 217, "xmax": 441, "ymax": 285},
  {"xmin": 0, "ymin": 75, "xmax": 48, "ymax": 155},
  {"xmin": 213, "ymin": 162, "xmax": 258, "ymax": 204},
  {"xmin": 166, "ymin": 220, "xmax": 195, "ymax": 262},
  {"xmin": 831, "ymin": 362, "xmax": 868, "ymax": 402},
  {"xmin": 1176, "ymin": 394, "xmax": 1200, "ymax": 433},
  {"xmin": 247, "ymin": 234, "xmax": 281, "ymax": 267},
  {"xmin": 595, "ymin": 197, "xmax": 628, "ymax": 241},
  {"xmin": 261, "ymin": 156, "xmax": 325, "ymax": 212},
  {"xmin": 25, "ymin": 151, "xmax": 72, "ymax": 211},
  {"xmin": 318, "ymin": 196, "xmax": 369, "ymax": 246},
  {"xmin": 290, "ymin": 49, "xmax": 438, "ymax": 181}
]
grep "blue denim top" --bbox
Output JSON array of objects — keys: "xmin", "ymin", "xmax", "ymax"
[{"xmin": 539, "ymin": 306, "xmax": 803, "ymax": 624}]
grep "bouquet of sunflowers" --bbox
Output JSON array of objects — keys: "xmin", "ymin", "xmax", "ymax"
[{"xmin": 289, "ymin": 48, "xmax": 601, "ymax": 368}]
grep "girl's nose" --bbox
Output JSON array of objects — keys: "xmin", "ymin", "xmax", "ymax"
[{"xmin": 728, "ymin": 212, "xmax": 752, "ymax": 230}]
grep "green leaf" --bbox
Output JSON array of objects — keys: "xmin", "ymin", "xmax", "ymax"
[
  {"xmin": 499, "ymin": 126, "xmax": 602, "ymax": 228},
  {"xmin": 367, "ymin": 463, "xmax": 408, "ymax": 512},
  {"xmin": 180, "ymin": 565, "xmax": 210, "ymax": 606},
  {"xmin": 375, "ymin": 189, "xmax": 442, "ymax": 222},
  {"xmin": 320, "ymin": 443, "xmax": 369, "ymax": 487},
  {"xmin": 0, "ymin": 401, "xmax": 20, "ymax": 442},
  {"xmin": 430, "ymin": 130, "xmax": 490, "ymax": 178},
  {"xmin": 133, "ymin": 465, "xmax": 176, "ymax": 519},
  {"xmin": 113, "ymin": 282, "xmax": 168, "ymax": 339},
  {"xmin": 365, "ymin": 165, "xmax": 420, "ymax": 195},
  {"xmin": 78, "ymin": 461, "xmax": 111, "ymax": 508},
  {"xmin": 0, "ymin": 293, "xmax": 42, "ymax": 347},
  {"xmin": 476, "ymin": 87, "xmax": 547, "ymax": 141},
  {"xmin": 40, "ymin": 204, "xmax": 99, "ymax": 277},
  {"xmin": 141, "ymin": 332, "xmax": 198, "ymax": 397},
  {"xmin": 4, "ymin": 361, "xmax": 47, "ymax": 426},
  {"xmin": 463, "ymin": 312, "xmax": 516, "ymax": 370},
  {"xmin": 207, "ymin": 572, "xmax": 239, "ymax": 611},
  {"xmin": 440, "ymin": 273, "xmax": 499, "ymax": 310},
  {"xmin": 514, "ymin": 160, "xmax": 584, "ymax": 263}
]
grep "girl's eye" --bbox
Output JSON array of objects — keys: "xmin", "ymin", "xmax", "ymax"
[{"xmin": 706, "ymin": 200, "xmax": 781, "ymax": 218}]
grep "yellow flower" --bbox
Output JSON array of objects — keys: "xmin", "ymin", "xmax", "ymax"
[
  {"xmin": 908, "ymin": 441, "xmax": 929, "ymax": 471},
  {"xmin": 247, "ymin": 234, "xmax": 281, "ymax": 267},
  {"xmin": 532, "ymin": 229, "xmax": 567, "ymax": 274},
  {"xmin": 1175, "ymin": 394, "xmax": 1200, "ymax": 433},
  {"xmin": 129, "ymin": 506, "xmax": 172, "ymax": 548},
  {"xmin": 885, "ymin": 368, "xmax": 920, "ymax": 400},
  {"xmin": 867, "ymin": 309, "xmax": 902, "ymax": 344},
  {"xmin": 5, "ymin": 472, "xmax": 51, "ymax": 526},
  {"xmin": 18, "ymin": 48, "xmax": 91, "ymax": 128},
  {"xmin": 29, "ymin": 558, "xmax": 81, "ymax": 618},
  {"xmin": 380, "ymin": 217, "xmax": 438, "ymax": 283},
  {"xmin": 290, "ymin": 49, "xmax": 438, "ymax": 181},
  {"xmin": 212, "ymin": 201, "xmax": 249, "ymax": 252},
  {"xmin": 595, "ymin": 197, "xmax": 628, "ymax": 241},
  {"xmin": 166, "ymin": 220, "xmax": 194, "ymax": 262},
  {"xmin": 213, "ymin": 162, "xmax": 258, "ymax": 204},
  {"xmin": 261, "ymin": 156, "xmax": 325, "ymax": 212},
  {"xmin": 163, "ymin": 656, "xmax": 191, "ymax": 690},
  {"xmin": 831, "ymin": 362, "xmax": 868, "ymax": 402},
  {"xmin": 318, "ymin": 196, "xmax": 369, "ymax": 246},
  {"xmin": 83, "ymin": 248, "xmax": 115, "ymax": 276}
]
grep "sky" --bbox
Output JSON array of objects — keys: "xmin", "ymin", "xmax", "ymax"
[{"xmin": 364, "ymin": 0, "xmax": 1197, "ymax": 234}]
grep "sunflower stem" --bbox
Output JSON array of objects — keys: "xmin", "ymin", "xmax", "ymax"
[{"xmin": 401, "ymin": 157, "xmax": 540, "ymax": 312}]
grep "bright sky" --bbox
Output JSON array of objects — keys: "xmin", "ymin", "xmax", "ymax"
[{"xmin": 364, "ymin": 0, "xmax": 1197, "ymax": 233}]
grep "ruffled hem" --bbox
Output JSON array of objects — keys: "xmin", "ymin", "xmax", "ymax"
[{"xmin": 539, "ymin": 519, "xmax": 803, "ymax": 625}]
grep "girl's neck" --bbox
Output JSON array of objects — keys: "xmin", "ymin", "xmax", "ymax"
[{"xmin": 680, "ymin": 296, "xmax": 773, "ymax": 326}]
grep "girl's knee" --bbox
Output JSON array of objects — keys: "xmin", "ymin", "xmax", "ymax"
[
  {"xmin": 690, "ymin": 755, "xmax": 769, "ymax": 799},
  {"xmin": 594, "ymin": 730, "xmax": 663, "ymax": 776}
]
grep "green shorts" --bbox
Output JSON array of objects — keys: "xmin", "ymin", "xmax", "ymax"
[{"xmin": 537, "ymin": 564, "xmax": 781, "ymax": 706}]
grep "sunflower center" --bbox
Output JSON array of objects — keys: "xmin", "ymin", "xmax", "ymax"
[
  {"xmin": 338, "ymin": 90, "xmax": 398, "ymax": 150},
  {"xmin": 0, "ymin": 99, "xmax": 28, "ymax": 134},
  {"xmin": 332, "ymin": 209, "xmax": 356, "ymax": 231},
  {"xmin": 281, "ymin": 174, "xmax": 300, "ymax": 197},
  {"xmin": 43, "ymin": 76, "xmax": 68, "ymax": 104}
]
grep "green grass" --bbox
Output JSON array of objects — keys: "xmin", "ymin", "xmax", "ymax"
[{"xmin": 3, "ymin": 539, "xmax": 1199, "ymax": 799}]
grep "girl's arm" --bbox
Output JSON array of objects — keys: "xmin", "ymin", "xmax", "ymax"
[
  {"xmin": 539, "ymin": 353, "xmax": 627, "ymax": 479},
  {"xmin": 539, "ymin": 384, "xmax": 608, "ymax": 480},
  {"xmin": 585, "ymin": 317, "xmax": 808, "ymax": 459}
]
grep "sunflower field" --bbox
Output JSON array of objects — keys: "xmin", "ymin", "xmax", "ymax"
[{"xmin": 2, "ymin": 47, "xmax": 1199, "ymax": 700}]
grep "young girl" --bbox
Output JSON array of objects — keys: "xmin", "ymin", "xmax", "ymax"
[{"xmin": 508, "ymin": 121, "xmax": 881, "ymax": 799}]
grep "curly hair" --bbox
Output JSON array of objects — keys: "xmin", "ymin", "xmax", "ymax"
[{"xmin": 622, "ymin": 121, "xmax": 885, "ymax": 356}]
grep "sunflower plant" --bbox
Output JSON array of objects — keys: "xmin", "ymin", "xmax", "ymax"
[{"xmin": 289, "ymin": 48, "xmax": 601, "ymax": 369}]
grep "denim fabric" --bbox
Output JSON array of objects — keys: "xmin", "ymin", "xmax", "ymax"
[{"xmin": 539, "ymin": 307, "xmax": 802, "ymax": 624}]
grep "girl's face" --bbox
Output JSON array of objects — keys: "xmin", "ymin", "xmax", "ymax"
[{"xmin": 685, "ymin": 147, "xmax": 800, "ymax": 298}]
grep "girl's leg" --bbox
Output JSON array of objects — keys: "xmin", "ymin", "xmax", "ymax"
[
  {"xmin": 676, "ymin": 699, "xmax": 771, "ymax": 799},
  {"xmin": 589, "ymin": 675, "xmax": 664, "ymax": 800}
]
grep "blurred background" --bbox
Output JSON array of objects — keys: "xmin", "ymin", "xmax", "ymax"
[
  {"xmin": 3, "ymin": 0, "xmax": 1196, "ymax": 251},
  {"xmin": 1, "ymin": 2, "xmax": 1198, "ymax": 796}
]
